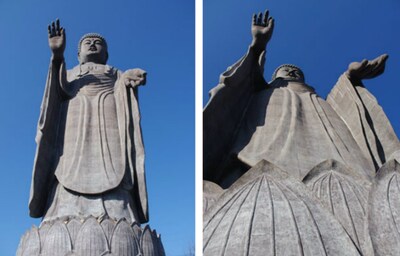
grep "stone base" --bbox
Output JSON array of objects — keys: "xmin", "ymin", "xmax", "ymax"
[{"xmin": 17, "ymin": 216, "xmax": 165, "ymax": 256}]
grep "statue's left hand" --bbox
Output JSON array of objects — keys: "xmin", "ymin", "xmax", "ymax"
[
  {"xmin": 123, "ymin": 69, "xmax": 147, "ymax": 88},
  {"xmin": 346, "ymin": 54, "xmax": 388, "ymax": 81}
]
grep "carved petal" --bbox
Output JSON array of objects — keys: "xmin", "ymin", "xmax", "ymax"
[
  {"xmin": 101, "ymin": 218, "xmax": 115, "ymax": 242},
  {"xmin": 141, "ymin": 225, "xmax": 157, "ymax": 256},
  {"xmin": 152, "ymin": 231, "xmax": 166, "ymax": 256},
  {"xmin": 132, "ymin": 222, "xmax": 142, "ymax": 239},
  {"xmin": 204, "ymin": 160, "xmax": 361, "ymax": 256},
  {"xmin": 203, "ymin": 180, "xmax": 224, "ymax": 213},
  {"xmin": 303, "ymin": 159, "xmax": 373, "ymax": 254},
  {"xmin": 38, "ymin": 221, "xmax": 52, "ymax": 250},
  {"xmin": 66, "ymin": 218, "xmax": 82, "ymax": 246},
  {"xmin": 368, "ymin": 159, "xmax": 400, "ymax": 255},
  {"xmin": 75, "ymin": 217, "xmax": 109, "ymax": 256},
  {"xmin": 20, "ymin": 226, "xmax": 40, "ymax": 256},
  {"xmin": 110, "ymin": 219, "xmax": 139, "ymax": 256},
  {"xmin": 16, "ymin": 232, "xmax": 27, "ymax": 256},
  {"xmin": 41, "ymin": 221, "xmax": 72, "ymax": 256}
]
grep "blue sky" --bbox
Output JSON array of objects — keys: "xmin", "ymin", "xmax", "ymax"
[
  {"xmin": 1, "ymin": 0, "xmax": 399, "ymax": 255},
  {"xmin": 204, "ymin": 0, "xmax": 400, "ymax": 137},
  {"xmin": 0, "ymin": 0, "xmax": 194, "ymax": 255}
]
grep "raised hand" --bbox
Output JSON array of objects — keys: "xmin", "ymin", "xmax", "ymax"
[
  {"xmin": 346, "ymin": 54, "xmax": 388, "ymax": 82},
  {"xmin": 123, "ymin": 69, "xmax": 147, "ymax": 88},
  {"xmin": 250, "ymin": 10, "xmax": 274, "ymax": 52},
  {"xmin": 48, "ymin": 19, "xmax": 66, "ymax": 60}
]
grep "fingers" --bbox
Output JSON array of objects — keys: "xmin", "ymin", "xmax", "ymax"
[
  {"xmin": 349, "ymin": 55, "xmax": 388, "ymax": 80},
  {"xmin": 252, "ymin": 9, "xmax": 271, "ymax": 27},
  {"xmin": 56, "ymin": 19, "xmax": 61, "ymax": 36},
  {"xmin": 48, "ymin": 19, "xmax": 62, "ymax": 37},
  {"xmin": 257, "ymin": 12, "xmax": 262, "ymax": 25},
  {"xmin": 371, "ymin": 53, "xmax": 388, "ymax": 64},
  {"xmin": 361, "ymin": 59, "xmax": 368, "ymax": 66},
  {"xmin": 266, "ymin": 17, "xmax": 274, "ymax": 30},
  {"xmin": 52, "ymin": 21, "xmax": 56, "ymax": 36},
  {"xmin": 263, "ymin": 10, "xmax": 269, "ymax": 24},
  {"xmin": 252, "ymin": 14, "xmax": 257, "ymax": 26},
  {"xmin": 366, "ymin": 54, "xmax": 388, "ymax": 78}
]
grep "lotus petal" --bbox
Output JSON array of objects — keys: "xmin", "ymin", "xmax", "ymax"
[
  {"xmin": 20, "ymin": 226, "xmax": 40, "ymax": 256},
  {"xmin": 41, "ymin": 221, "xmax": 72, "ymax": 256},
  {"xmin": 303, "ymin": 159, "xmax": 373, "ymax": 254},
  {"xmin": 38, "ymin": 221, "xmax": 52, "ymax": 249},
  {"xmin": 204, "ymin": 180, "xmax": 224, "ymax": 213},
  {"xmin": 16, "ymin": 230, "xmax": 28, "ymax": 256},
  {"xmin": 204, "ymin": 160, "xmax": 361, "ymax": 256},
  {"xmin": 101, "ymin": 218, "xmax": 115, "ymax": 242},
  {"xmin": 110, "ymin": 219, "xmax": 139, "ymax": 256},
  {"xmin": 368, "ymin": 159, "xmax": 400, "ymax": 255},
  {"xmin": 141, "ymin": 225, "xmax": 157, "ymax": 256},
  {"xmin": 152, "ymin": 232, "xmax": 165, "ymax": 256},
  {"xmin": 132, "ymin": 222, "xmax": 142, "ymax": 239},
  {"xmin": 66, "ymin": 218, "xmax": 82, "ymax": 246},
  {"xmin": 75, "ymin": 217, "xmax": 109, "ymax": 256}
]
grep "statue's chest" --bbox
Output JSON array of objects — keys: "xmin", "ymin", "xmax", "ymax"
[{"xmin": 71, "ymin": 74, "xmax": 116, "ymax": 97}]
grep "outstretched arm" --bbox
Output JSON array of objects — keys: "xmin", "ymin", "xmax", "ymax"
[
  {"xmin": 327, "ymin": 54, "xmax": 399, "ymax": 170},
  {"xmin": 47, "ymin": 19, "xmax": 71, "ymax": 97},
  {"xmin": 30, "ymin": 19, "xmax": 68, "ymax": 217},
  {"xmin": 204, "ymin": 10, "xmax": 274, "ymax": 183}
]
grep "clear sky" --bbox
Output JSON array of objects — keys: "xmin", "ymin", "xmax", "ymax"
[
  {"xmin": 1, "ymin": 0, "xmax": 400, "ymax": 255},
  {"xmin": 0, "ymin": 0, "xmax": 194, "ymax": 255},
  {"xmin": 204, "ymin": 0, "xmax": 400, "ymax": 138}
]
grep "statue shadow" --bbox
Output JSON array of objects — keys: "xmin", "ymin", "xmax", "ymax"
[{"xmin": 218, "ymin": 80, "xmax": 290, "ymax": 188}]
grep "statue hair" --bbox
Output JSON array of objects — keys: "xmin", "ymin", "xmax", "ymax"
[{"xmin": 272, "ymin": 64, "xmax": 305, "ymax": 81}]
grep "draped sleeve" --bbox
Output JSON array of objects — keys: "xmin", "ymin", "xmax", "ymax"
[
  {"xmin": 326, "ymin": 74, "xmax": 400, "ymax": 170},
  {"xmin": 203, "ymin": 47, "xmax": 267, "ymax": 183},
  {"xmin": 29, "ymin": 60, "xmax": 67, "ymax": 217},
  {"xmin": 114, "ymin": 75, "xmax": 148, "ymax": 223}
]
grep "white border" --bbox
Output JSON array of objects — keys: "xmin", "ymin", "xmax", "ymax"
[{"xmin": 195, "ymin": 0, "xmax": 203, "ymax": 254}]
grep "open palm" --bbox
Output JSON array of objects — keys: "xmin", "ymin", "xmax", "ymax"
[
  {"xmin": 48, "ymin": 19, "xmax": 66, "ymax": 59},
  {"xmin": 251, "ymin": 10, "xmax": 274, "ymax": 51}
]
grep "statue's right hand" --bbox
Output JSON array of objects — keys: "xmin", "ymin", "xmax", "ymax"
[
  {"xmin": 48, "ymin": 19, "xmax": 65, "ymax": 60},
  {"xmin": 250, "ymin": 10, "xmax": 274, "ymax": 52}
]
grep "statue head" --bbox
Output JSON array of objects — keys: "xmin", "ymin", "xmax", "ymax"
[
  {"xmin": 272, "ymin": 64, "xmax": 305, "ymax": 82},
  {"xmin": 78, "ymin": 33, "xmax": 108, "ymax": 64}
]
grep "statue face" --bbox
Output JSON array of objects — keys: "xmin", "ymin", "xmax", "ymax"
[
  {"xmin": 275, "ymin": 66, "xmax": 305, "ymax": 82},
  {"xmin": 79, "ymin": 37, "xmax": 108, "ymax": 64}
]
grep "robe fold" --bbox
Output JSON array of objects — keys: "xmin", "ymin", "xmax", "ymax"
[
  {"xmin": 327, "ymin": 75, "xmax": 400, "ymax": 169},
  {"xmin": 29, "ymin": 61, "xmax": 148, "ymax": 223},
  {"xmin": 204, "ymin": 49, "xmax": 399, "ymax": 186}
]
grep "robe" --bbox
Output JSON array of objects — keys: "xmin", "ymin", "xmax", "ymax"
[
  {"xmin": 29, "ymin": 60, "xmax": 148, "ymax": 223},
  {"xmin": 204, "ymin": 48, "xmax": 400, "ymax": 187}
]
